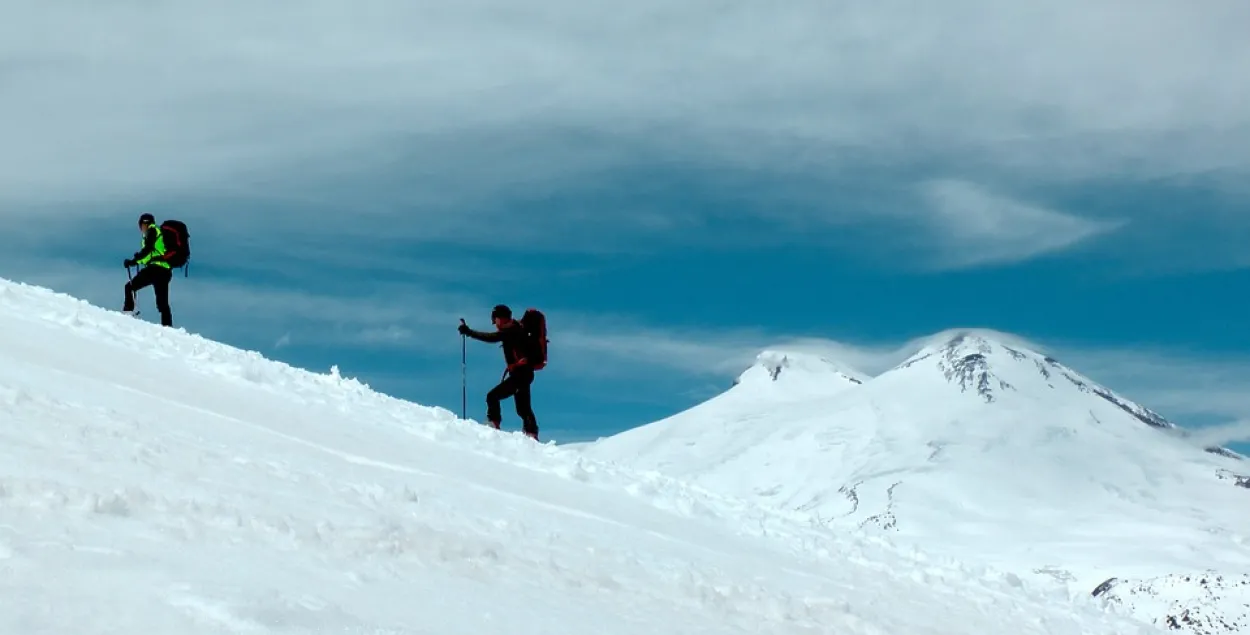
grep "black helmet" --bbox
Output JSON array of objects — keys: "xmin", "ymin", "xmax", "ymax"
[
  {"xmin": 491, "ymin": 304, "xmax": 511, "ymax": 320},
  {"xmin": 138, "ymin": 213, "xmax": 155, "ymax": 225}
]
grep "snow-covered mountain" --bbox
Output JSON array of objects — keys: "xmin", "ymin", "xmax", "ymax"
[
  {"xmin": 582, "ymin": 329, "xmax": 1250, "ymax": 631},
  {"xmin": 0, "ymin": 278, "xmax": 1171, "ymax": 634}
]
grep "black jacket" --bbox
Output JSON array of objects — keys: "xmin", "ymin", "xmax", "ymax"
[{"xmin": 463, "ymin": 319, "xmax": 533, "ymax": 370}]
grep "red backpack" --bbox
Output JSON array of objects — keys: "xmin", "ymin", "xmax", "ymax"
[
  {"xmin": 158, "ymin": 220, "xmax": 192, "ymax": 275},
  {"xmin": 519, "ymin": 308, "xmax": 548, "ymax": 370}
]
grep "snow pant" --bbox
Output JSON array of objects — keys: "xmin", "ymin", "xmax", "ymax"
[
  {"xmin": 486, "ymin": 366, "xmax": 539, "ymax": 438},
  {"xmin": 125, "ymin": 265, "xmax": 173, "ymax": 326}
]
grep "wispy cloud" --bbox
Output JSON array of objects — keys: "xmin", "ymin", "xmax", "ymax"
[
  {"xmin": 916, "ymin": 179, "xmax": 1124, "ymax": 268},
  {"xmin": 1173, "ymin": 421, "xmax": 1250, "ymax": 448},
  {"xmin": 1053, "ymin": 347, "xmax": 1250, "ymax": 425},
  {"xmin": 555, "ymin": 326, "xmax": 768, "ymax": 377}
]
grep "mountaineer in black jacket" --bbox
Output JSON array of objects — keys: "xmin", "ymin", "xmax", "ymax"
[{"xmin": 458, "ymin": 304, "xmax": 540, "ymax": 440}]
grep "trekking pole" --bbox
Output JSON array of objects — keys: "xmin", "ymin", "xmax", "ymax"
[
  {"xmin": 126, "ymin": 265, "xmax": 139, "ymax": 314},
  {"xmin": 460, "ymin": 321, "xmax": 467, "ymax": 421}
]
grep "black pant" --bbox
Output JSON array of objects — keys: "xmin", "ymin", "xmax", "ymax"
[
  {"xmin": 124, "ymin": 265, "xmax": 173, "ymax": 326},
  {"xmin": 486, "ymin": 366, "xmax": 538, "ymax": 437}
]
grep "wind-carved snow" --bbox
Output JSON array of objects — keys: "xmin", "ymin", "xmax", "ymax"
[
  {"xmin": 585, "ymin": 328, "xmax": 1250, "ymax": 633},
  {"xmin": 0, "ymin": 278, "xmax": 1167, "ymax": 635},
  {"xmin": 1093, "ymin": 573, "xmax": 1250, "ymax": 635}
]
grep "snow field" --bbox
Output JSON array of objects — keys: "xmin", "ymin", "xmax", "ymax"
[{"xmin": 0, "ymin": 279, "xmax": 1158, "ymax": 634}]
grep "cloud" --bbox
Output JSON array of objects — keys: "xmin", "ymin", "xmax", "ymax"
[
  {"xmin": 3, "ymin": 0, "xmax": 1250, "ymax": 264},
  {"xmin": 1051, "ymin": 347, "xmax": 1250, "ymax": 425},
  {"xmin": 916, "ymin": 179, "xmax": 1124, "ymax": 268},
  {"xmin": 1173, "ymin": 421, "xmax": 1250, "ymax": 449},
  {"xmin": 556, "ymin": 326, "xmax": 768, "ymax": 377}
]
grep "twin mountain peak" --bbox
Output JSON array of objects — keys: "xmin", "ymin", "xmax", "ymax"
[{"xmin": 735, "ymin": 329, "xmax": 1242, "ymax": 461}]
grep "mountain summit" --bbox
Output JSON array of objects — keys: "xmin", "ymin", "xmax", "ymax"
[
  {"xmin": 884, "ymin": 330, "xmax": 1173, "ymax": 428},
  {"xmin": 733, "ymin": 348, "xmax": 867, "ymax": 393}
]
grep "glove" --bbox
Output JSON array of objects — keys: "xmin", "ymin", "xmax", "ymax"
[
  {"xmin": 458, "ymin": 323, "xmax": 471, "ymax": 335},
  {"xmin": 123, "ymin": 258, "xmax": 136, "ymax": 268}
]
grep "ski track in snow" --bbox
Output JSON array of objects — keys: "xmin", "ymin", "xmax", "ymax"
[{"xmin": 0, "ymin": 280, "xmax": 1162, "ymax": 634}]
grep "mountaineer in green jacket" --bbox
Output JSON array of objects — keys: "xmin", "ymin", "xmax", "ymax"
[{"xmin": 122, "ymin": 213, "xmax": 174, "ymax": 326}]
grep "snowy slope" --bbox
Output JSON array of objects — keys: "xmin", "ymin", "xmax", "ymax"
[
  {"xmin": 582, "ymin": 330, "xmax": 1250, "ymax": 592},
  {"xmin": 0, "ymin": 279, "xmax": 1166, "ymax": 634}
]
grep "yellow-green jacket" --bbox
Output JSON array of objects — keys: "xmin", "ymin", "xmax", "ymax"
[{"xmin": 134, "ymin": 225, "xmax": 171, "ymax": 269}]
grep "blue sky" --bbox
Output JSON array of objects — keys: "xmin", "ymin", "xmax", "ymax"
[{"xmin": 1, "ymin": 1, "xmax": 1248, "ymax": 455}]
